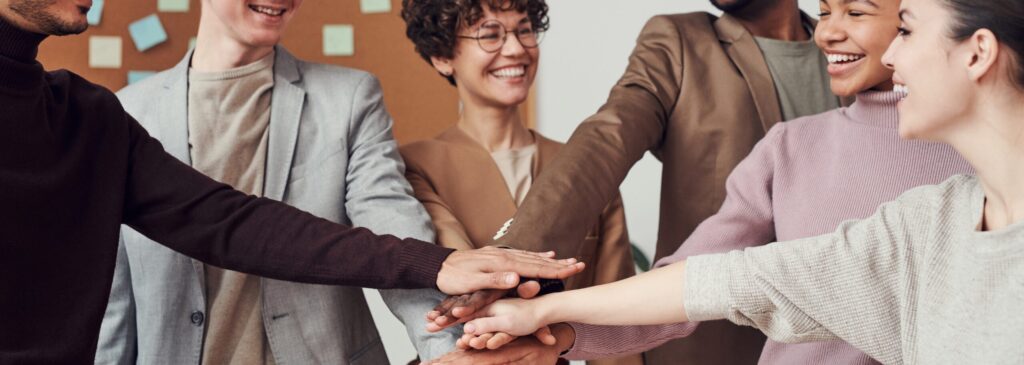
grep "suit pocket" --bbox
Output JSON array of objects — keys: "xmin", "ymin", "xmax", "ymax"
[{"xmin": 288, "ymin": 146, "xmax": 347, "ymax": 183}]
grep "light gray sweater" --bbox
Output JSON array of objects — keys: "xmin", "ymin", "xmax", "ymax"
[{"xmin": 685, "ymin": 175, "xmax": 1024, "ymax": 364}]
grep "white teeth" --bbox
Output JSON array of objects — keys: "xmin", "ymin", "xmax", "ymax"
[
  {"xmin": 826, "ymin": 53, "xmax": 865, "ymax": 64},
  {"xmin": 491, "ymin": 66, "xmax": 525, "ymax": 78},
  {"xmin": 894, "ymin": 84, "xmax": 910, "ymax": 97},
  {"xmin": 250, "ymin": 5, "xmax": 284, "ymax": 16}
]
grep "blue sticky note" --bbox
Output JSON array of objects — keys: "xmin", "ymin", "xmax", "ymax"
[
  {"xmin": 360, "ymin": 0, "xmax": 391, "ymax": 13},
  {"xmin": 86, "ymin": 0, "xmax": 103, "ymax": 26},
  {"xmin": 127, "ymin": 71, "xmax": 157, "ymax": 84},
  {"xmin": 323, "ymin": 25, "xmax": 354, "ymax": 56},
  {"xmin": 128, "ymin": 14, "xmax": 168, "ymax": 52}
]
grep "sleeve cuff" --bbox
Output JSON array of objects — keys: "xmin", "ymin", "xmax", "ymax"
[
  {"xmin": 397, "ymin": 239, "xmax": 455, "ymax": 289},
  {"xmin": 683, "ymin": 253, "xmax": 735, "ymax": 322}
]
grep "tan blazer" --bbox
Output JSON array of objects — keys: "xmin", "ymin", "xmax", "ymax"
[
  {"xmin": 401, "ymin": 127, "xmax": 641, "ymax": 365},
  {"xmin": 495, "ymin": 12, "xmax": 848, "ymax": 365}
]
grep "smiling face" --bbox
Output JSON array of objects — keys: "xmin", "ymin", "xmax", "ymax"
[
  {"xmin": 816, "ymin": 0, "xmax": 901, "ymax": 96},
  {"xmin": 432, "ymin": 6, "xmax": 539, "ymax": 110},
  {"xmin": 199, "ymin": 0, "xmax": 302, "ymax": 48},
  {"xmin": 1, "ymin": 0, "xmax": 90, "ymax": 35},
  {"xmin": 881, "ymin": 0, "xmax": 974, "ymax": 140}
]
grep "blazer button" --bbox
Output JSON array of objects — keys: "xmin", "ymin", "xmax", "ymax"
[{"xmin": 190, "ymin": 311, "xmax": 205, "ymax": 326}]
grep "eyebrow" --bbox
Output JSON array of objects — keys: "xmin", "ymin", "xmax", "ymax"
[
  {"xmin": 844, "ymin": 0, "xmax": 880, "ymax": 8},
  {"xmin": 898, "ymin": 8, "xmax": 915, "ymax": 21}
]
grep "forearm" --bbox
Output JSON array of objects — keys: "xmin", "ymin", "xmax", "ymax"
[
  {"xmin": 563, "ymin": 321, "xmax": 697, "ymax": 360},
  {"xmin": 381, "ymin": 288, "xmax": 460, "ymax": 360},
  {"xmin": 538, "ymin": 261, "xmax": 689, "ymax": 326},
  {"xmin": 124, "ymin": 120, "xmax": 454, "ymax": 289}
]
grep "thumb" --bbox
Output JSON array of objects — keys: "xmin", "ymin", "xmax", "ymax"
[
  {"xmin": 467, "ymin": 272, "xmax": 519, "ymax": 292},
  {"xmin": 516, "ymin": 280, "xmax": 541, "ymax": 299},
  {"xmin": 464, "ymin": 316, "xmax": 509, "ymax": 335}
]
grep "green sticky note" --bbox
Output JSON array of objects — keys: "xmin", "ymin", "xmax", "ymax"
[
  {"xmin": 323, "ymin": 25, "xmax": 354, "ymax": 56},
  {"xmin": 360, "ymin": 0, "xmax": 391, "ymax": 13},
  {"xmin": 89, "ymin": 36, "xmax": 122, "ymax": 69},
  {"xmin": 158, "ymin": 0, "xmax": 189, "ymax": 12}
]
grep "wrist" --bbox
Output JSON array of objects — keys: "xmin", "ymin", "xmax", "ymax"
[{"xmin": 534, "ymin": 292, "xmax": 563, "ymax": 325}]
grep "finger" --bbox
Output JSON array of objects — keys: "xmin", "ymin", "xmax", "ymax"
[
  {"xmin": 510, "ymin": 261, "xmax": 585, "ymax": 280},
  {"xmin": 516, "ymin": 281, "xmax": 541, "ymax": 299},
  {"xmin": 455, "ymin": 336, "xmax": 469, "ymax": 350},
  {"xmin": 426, "ymin": 322, "xmax": 443, "ymax": 333},
  {"xmin": 486, "ymin": 332, "xmax": 516, "ymax": 349},
  {"xmin": 451, "ymin": 289, "xmax": 506, "ymax": 318},
  {"xmin": 464, "ymin": 272, "xmax": 520, "ymax": 292},
  {"xmin": 532, "ymin": 326, "xmax": 556, "ymax": 346},
  {"xmin": 464, "ymin": 316, "xmax": 513, "ymax": 336},
  {"xmin": 469, "ymin": 333, "xmax": 494, "ymax": 350},
  {"xmin": 426, "ymin": 310, "xmax": 441, "ymax": 321}
]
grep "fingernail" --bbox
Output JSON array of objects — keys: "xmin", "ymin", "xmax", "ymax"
[
  {"xmin": 505, "ymin": 273, "xmax": 517, "ymax": 285},
  {"xmin": 465, "ymin": 323, "xmax": 475, "ymax": 333}
]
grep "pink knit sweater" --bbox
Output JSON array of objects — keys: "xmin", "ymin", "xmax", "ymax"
[{"xmin": 564, "ymin": 91, "xmax": 973, "ymax": 364}]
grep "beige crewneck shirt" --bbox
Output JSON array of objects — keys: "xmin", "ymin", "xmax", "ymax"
[
  {"xmin": 490, "ymin": 144, "xmax": 537, "ymax": 206},
  {"xmin": 187, "ymin": 51, "xmax": 275, "ymax": 365}
]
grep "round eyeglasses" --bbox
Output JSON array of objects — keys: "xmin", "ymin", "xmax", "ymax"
[{"xmin": 457, "ymin": 20, "xmax": 544, "ymax": 53}]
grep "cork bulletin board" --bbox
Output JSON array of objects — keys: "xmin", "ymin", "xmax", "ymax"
[{"xmin": 35, "ymin": 0, "xmax": 534, "ymax": 144}]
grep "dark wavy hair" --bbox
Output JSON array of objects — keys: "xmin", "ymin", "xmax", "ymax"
[
  {"xmin": 401, "ymin": 0, "xmax": 550, "ymax": 86},
  {"xmin": 943, "ymin": 0, "xmax": 1024, "ymax": 89}
]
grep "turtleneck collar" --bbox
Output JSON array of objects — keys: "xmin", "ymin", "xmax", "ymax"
[
  {"xmin": 0, "ymin": 13, "xmax": 48, "ymax": 92},
  {"xmin": 845, "ymin": 90, "xmax": 902, "ymax": 130}
]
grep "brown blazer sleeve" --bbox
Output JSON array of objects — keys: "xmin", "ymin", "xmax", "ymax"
[
  {"xmin": 404, "ymin": 164, "xmax": 477, "ymax": 251},
  {"xmin": 496, "ymin": 16, "xmax": 686, "ymax": 251},
  {"xmin": 592, "ymin": 193, "xmax": 637, "ymax": 285}
]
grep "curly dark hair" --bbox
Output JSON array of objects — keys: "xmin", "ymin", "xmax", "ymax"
[{"xmin": 401, "ymin": 0, "xmax": 550, "ymax": 86}]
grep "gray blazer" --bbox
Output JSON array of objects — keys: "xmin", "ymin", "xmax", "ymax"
[{"xmin": 95, "ymin": 47, "xmax": 458, "ymax": 365}]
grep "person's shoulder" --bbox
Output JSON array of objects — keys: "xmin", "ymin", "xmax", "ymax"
[
  {"xmin": 294, "ymin": 57, "xmax": 375, "ymax": 88},
  {"xmin": 399, "ymin": 134, "xmax": 454, "ymax": 167},
  {"xmin": 887, "ymin": 174, "xmax": 978, "ymax": 218},
  {"xmin": 115, "ymin": 68, "xmax": 175, "ymax": 116},
  {"xmin": 46, "ymin": 69, "xmax": 130, "ymax": 120},
  {"xmin": 649, "ymin": 11, "xmax": 717, "ymax": 29},
  {"xmin": 773, "ymin": 108, "xmax": 845, "ymax": 136}
]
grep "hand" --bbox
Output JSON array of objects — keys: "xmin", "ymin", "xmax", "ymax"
[
  {"xmin": 456, "ymin": 326, "xmax": 555, "ymax": 350},
  {"xmin": 461, "ymin": 297, "xmax": 546, "ymax": 338},
  {"xmin": 435, "ymin": 247, "xmax": 584, "ymax": 295},
  {"xmin": 422, "ymin": 334, "xmax": 564, "ymax": 365},
  {"xmin": 426, "ymin": 281, "xmax": 542, "ymax": 332}
]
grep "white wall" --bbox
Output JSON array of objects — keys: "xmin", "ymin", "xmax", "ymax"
[{"xmin": 366, "ymin": 1, "xmax": 823, "ymax": 364}]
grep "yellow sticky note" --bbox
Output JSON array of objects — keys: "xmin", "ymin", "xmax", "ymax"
[
  {"xmin": 323, "ymin": 25, "xmax": 354, "ymax": 56},
  {"xmin": 158, "ymin": 0, "xmax": 189, "ymax": 12},
  {"xmin": 360, "ymin": 0, "xmax": 391, "ymax": 13},
  {"xmin": 89, "ymin": 36, "xmax": 122, "ymax": 69}
]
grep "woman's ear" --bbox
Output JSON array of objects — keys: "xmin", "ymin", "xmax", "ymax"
[
  {"xmin": 431, "ymin": 56, "xmax": 455, "ymax": 77},
  {"xmin": 965, "ymin": 28, "xmax": 1001, "ymax": 83}
]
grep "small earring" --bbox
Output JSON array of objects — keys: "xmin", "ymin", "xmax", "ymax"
[{"xmin": 441, "ymin": 71, "xmax": 453, "ymax": 77}]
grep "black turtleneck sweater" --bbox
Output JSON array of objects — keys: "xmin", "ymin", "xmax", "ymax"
[{"xmin": 0, "ymin": 18, "xmax": 454, "ymax": 364}]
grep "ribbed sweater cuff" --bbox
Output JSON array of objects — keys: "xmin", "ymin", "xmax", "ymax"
[
  {"xmin": 397, "ymin": 239, "xmax": 455, "ymax": 289},
  {"xmin": 683, "ymin": 254, "xmax": 735, "ymax": 321}
]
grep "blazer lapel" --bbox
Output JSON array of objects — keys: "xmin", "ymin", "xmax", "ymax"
[
  {"xmin": 159, "ymin": 49, "xmax": 193, "ymax": 165},
  {"xmin": 437, "ymin": 128, "xmax": 519, "ymax": 217},
  {"xmin": 263, "ymin": 46, "xmax": 306, "ymax": 201},
  {"xmin": 158, "ymin": 49, "xmax": 206, "ymax": 290},
  {"xmin": 715, "ymin": 13, "xmax": 783, "ymax": 132}
]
